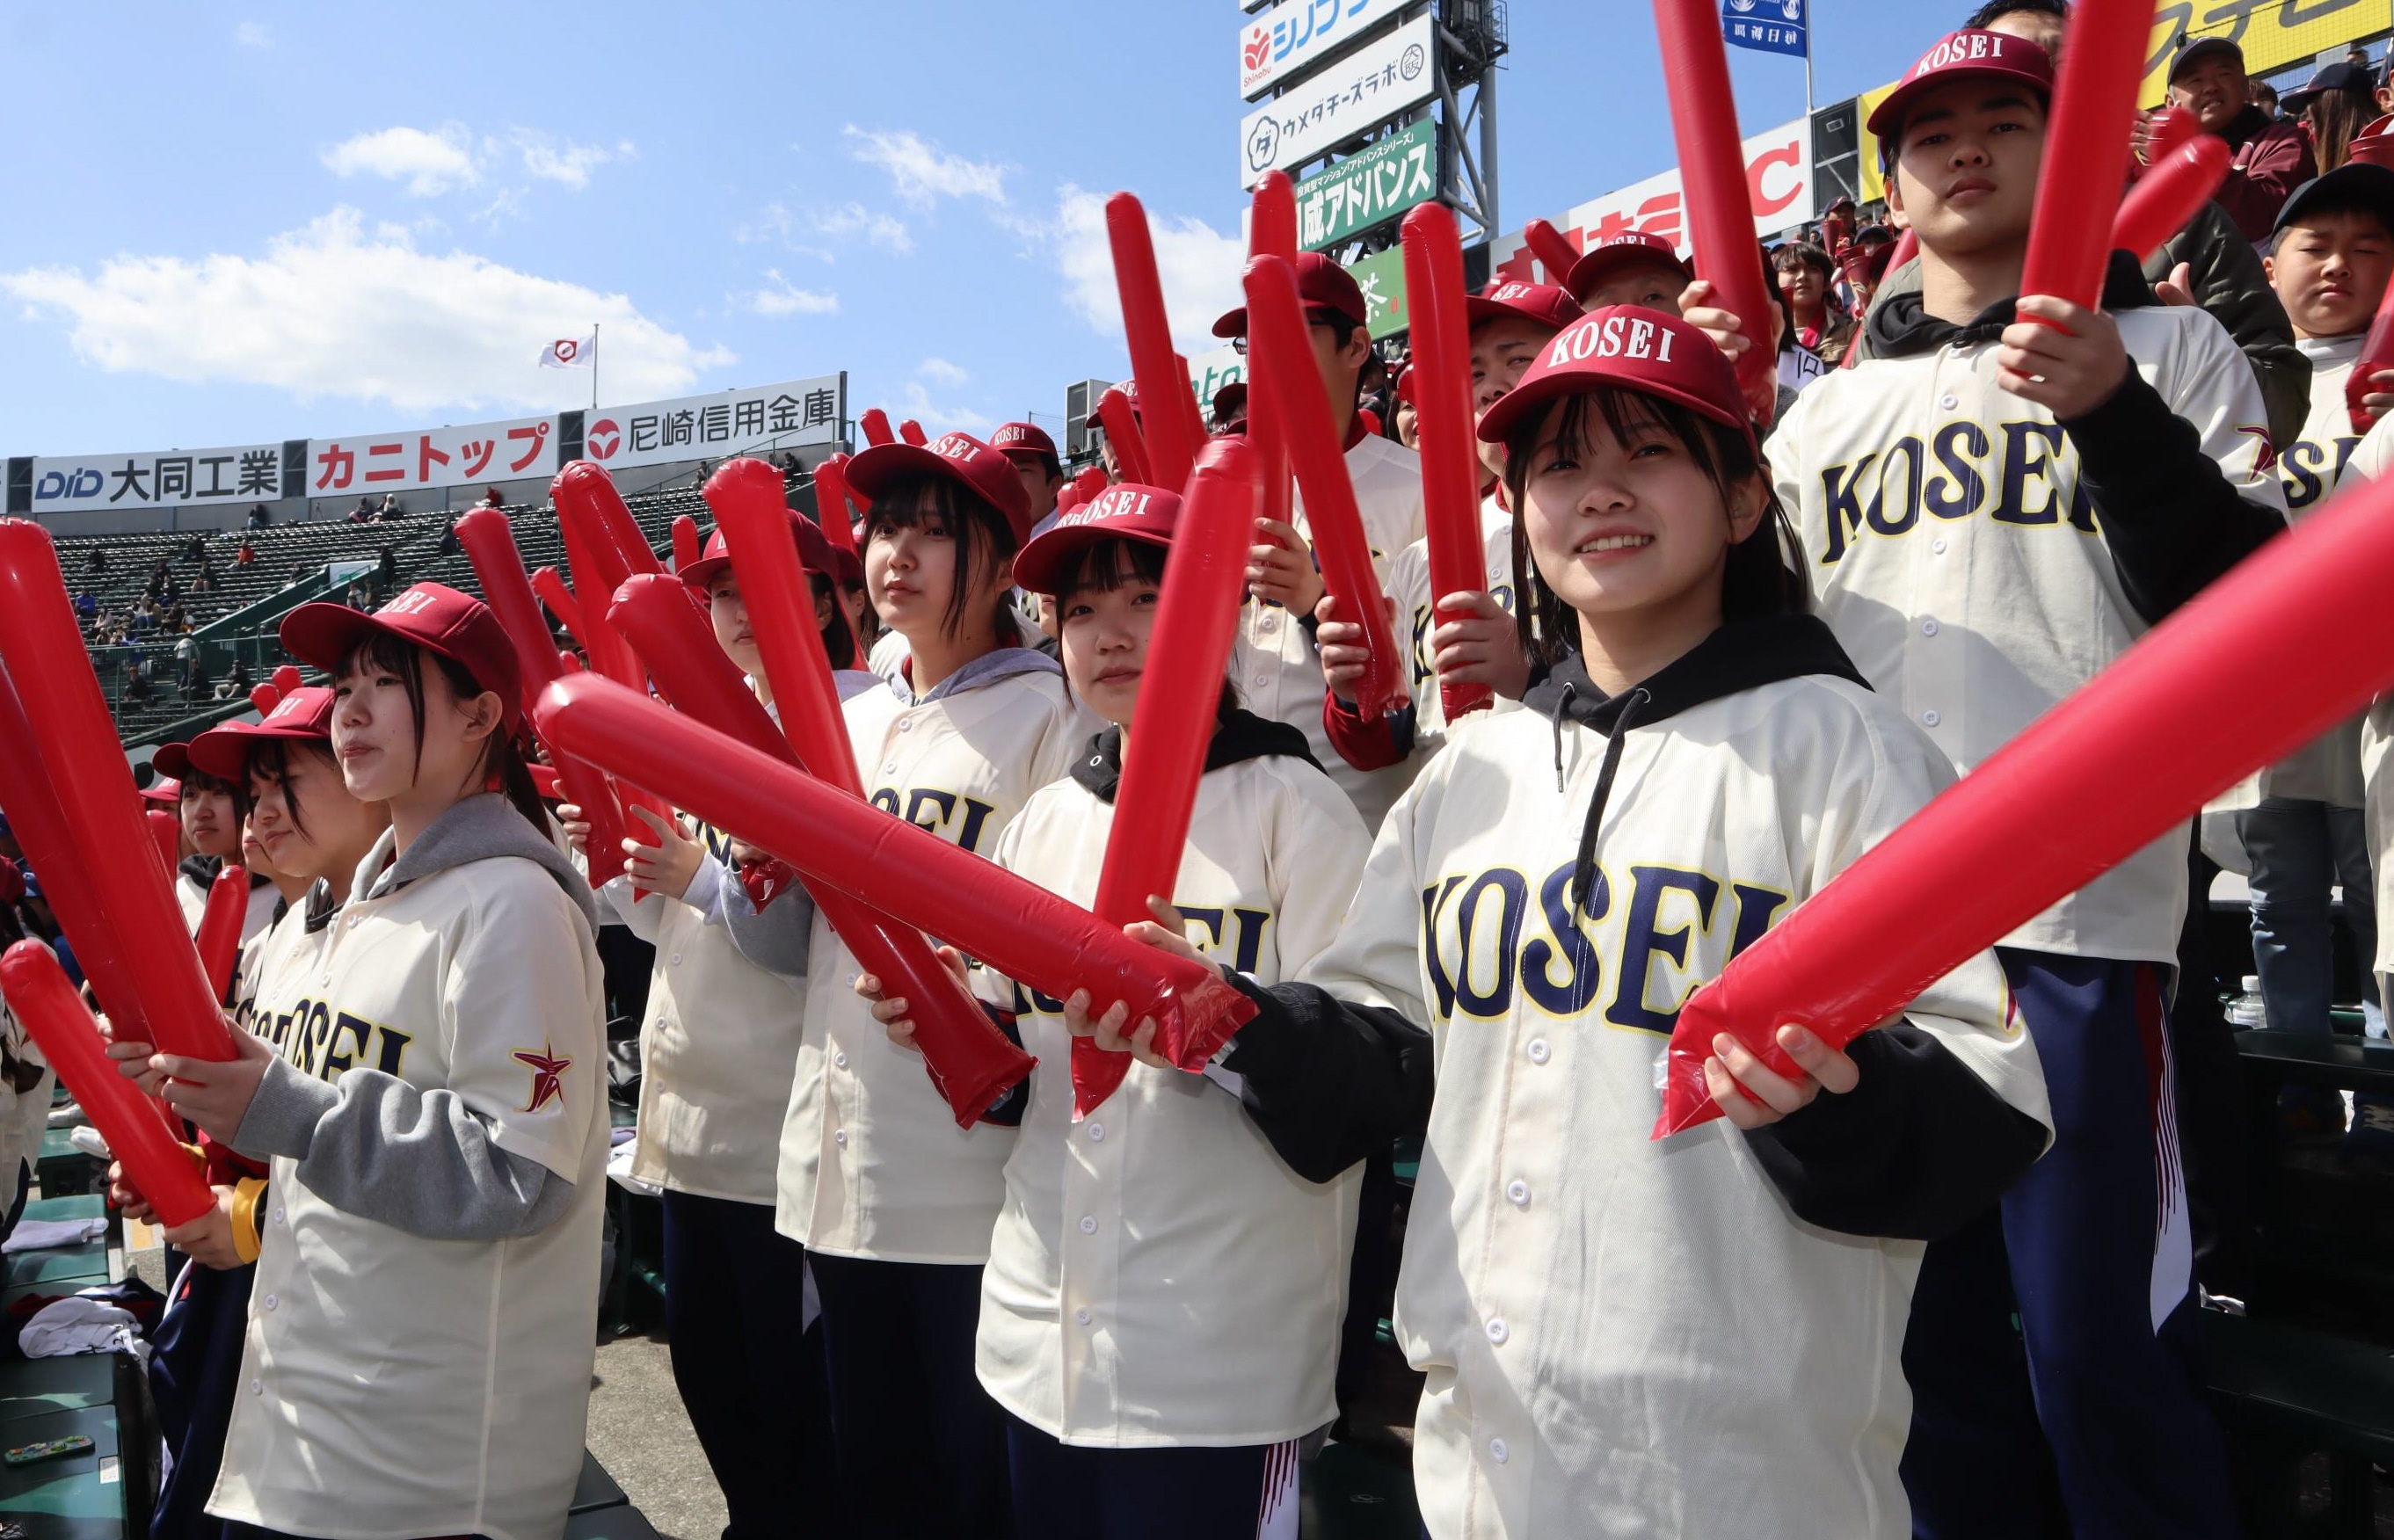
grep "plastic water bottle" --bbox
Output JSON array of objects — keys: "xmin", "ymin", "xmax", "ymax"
[{"xmin": 2226, "ymin": 976, "xmax": 2268, "ymax": 1029}]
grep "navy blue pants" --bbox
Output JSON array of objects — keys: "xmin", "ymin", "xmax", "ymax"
[
  {"xmin": 149, "ymin": 1258, "xmax": 255, "ymax": 1540},
  {"xmin": 1005, "ymin": 1416, "xmax": 1297, "ymax": 1540},
  {"xmin": 807, "ymin": 1251, "xmax": 1010, "ymax": 1539},
  {"xmin": 1901, "ymin": 950, "xmax": 2241, "ymax": 1540},
  {"xmin": 659, "ymin": 1191, "xmax": 820, "ymax": 1540}
]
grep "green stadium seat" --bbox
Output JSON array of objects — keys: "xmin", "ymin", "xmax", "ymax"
[
  {"xmin": 0, "ymin": 1353, "xmax": 118, "ymax": 1425},
  {"xmin": 2235, "ymin": 1028, "xmax": 2394, "ymax": 1097},
  {"xmin": 2, "ymin": 1239, "xmax": 109, "ymax": 1291},
  {"xmin": 0, "ymin": 1405, "xmax": 127, "ymax": 1536},
  {"xmin": 2205, "ymin": 1311, "xmax": 2394, "ymax": 1536}
]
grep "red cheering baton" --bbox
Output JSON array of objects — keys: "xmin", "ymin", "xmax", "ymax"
[
  {"xmin": 2111, "ymin": 134, "xmax": 2230, "ymax": 261},
  {"xmin": 246, "ymin": 682, "xmax": 280, "ymax": 716},
  {"xmin": 1523, "ymin": 218, "xmax": 1583, "ymax": 287},
  {"xmin": 1243, "ymin": 255, "xmax": 1402, "ymax": 718},
  {"xmin": 1, "ymin": 942, "xmax": 214, "ymax": 1227},
  {"xmin": 193, "ymin": 863, "xmax": 248, "ymax": 1006},
  {"xmin": 1075, "ymin": 445, "xmax": 1265, "ymax": 1116},
  {"xmin": 1108, "ymin": 193, "xmax": 1203, "ymax": 491},
  {"xmin": 811, "ymin": 456, "xmax": 862, "ymax": 556},
  {"xmin": 271, "ymin": 665, "xmax": 303, "ymax": 698},
  {"xmin": 1097, "ymin": 390, "xmax": 1155, "ymax": 486},
  {"xmin": 2352, "ymin": 274, "xmax": 2394, "ymax": 433},
  {"xmin": 1656, "ymin": 457, "xmax": 2394, "ymax": 1137},
  {"xmin": 671, "ymin": 514, "xmax": 702, "ymax": 573},
  {"xmin": 859, "ymin": 408, "xmax": 896, "ymax": 447},
  {"xmin": 1248, "ymin": 175, "xmax": 1299, "ymax": 534},
  {"xmin": 1652, "ymin": 0, "xmax": 1779, "ymax": 424},
  {"xmin": 555, "ymin": 461, "xmax": 662, "ymax": 584},
  {"xmin": 537, "ymin": 675, "xmax": 1256, "ymax": 1077},
  {"xmin": 606, "ymin": 572, "xmax": 1031, "ymax": 1124},
  {"xmin": 899, "ymin": 418, "xmax": 928, "ymax": 447},
  {"xmin": 1401, "ymin": 203, "xmax": 1496, "ymax": 723},
  {"xmin": 0, "ymin": 521, "xmax": 233, "ymax": 1063},
  {"xmin": 146, "ymin": 809, "xmax": 182, "ymax": 878},
  {"xmin": 2017, "ymin": 0, "xmax": 2161, "ymax": 325}
]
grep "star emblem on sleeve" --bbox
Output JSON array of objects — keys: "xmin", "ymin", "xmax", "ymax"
[{"xmin": 513, "ymin": 1041, "xmax": 573, "ymax": 1114}]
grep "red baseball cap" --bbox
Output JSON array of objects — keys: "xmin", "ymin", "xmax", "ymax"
[
  {"xmin": 149, "ymin": 743, "xmax": 195, "ymax": 781},
  {"xmin": 991, "ymin": 422, "xmax": 1059, "ymax": 463},
  {"xmin": 1212, "ymin": 251, "xmax": 1369, "ymax": 338},
  {"xmin": 848, "ymin": 432, "xmax": 1037, "ymax": 546},
  {"xmin": 1011, "ymin": 483, "xmax": 1183, "ymax": 597},
  {"xmin": 186, "ymin": 686, "xmax": 338, "ymax": 781},
  {"xmin": 1867, "ymin": 29, "xmax": 2053, "ymax": 140},
  {"xmin": 280, "ymin": 582, "xmax": 525, "ymax": 728},
  {"xmin": 140, "ymin": 774, "xmax": 182, "ymax": 805},
  {"xmin": 1477, "ymin": 306, "xmax": 1749, "ymax": 445},
  {"xmin": 1562, "ymin": 232, "xmax": 1693, "ymax": 305},
  {"xmin": 1464, "ymin": 280, "xmax": 1584, "ymax": 334},
  {"xmin": 680, "ymin": 509, "xmax": 842, "ymax": 592}
]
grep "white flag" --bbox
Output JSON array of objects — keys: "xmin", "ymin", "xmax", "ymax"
[{"xmin": 540, "ymin": 333, "xmax": 596, "ymax": 369}]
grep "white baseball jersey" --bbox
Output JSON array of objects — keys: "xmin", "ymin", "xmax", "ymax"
[
  {"xmin": 210, "ymin": 844, "xmax": 607, "ymax": 1540},
  {"xmin": 1234, "ymin": 432, "xmax": 1426, "ymax": 830},
  {"xmin": 1383, "ymin": 493, "xmax": 1519, "ymax": 759},
  {"xmin": 228, "ymin": 894, "xmax": 309, "ymax": 1040},
  {"xmin": 2341, "ymin": 415, "xmax": 2394, "ymax": 988},
  {"xmin": 1770, "ymin": 303, "xmax": 2286, "ymax": 962},
  {"xmin": 178, "ymin": 868, "xmax": 281, "ymax": 946},
  {"xmin": 1303, "ymin": 672, "xmax": 2048, "ymax": 1540},
  {"xmin": 775, "ymin": 666, "xmax": 1095, "ymax": 1262},
  {"xmin": 973, "ymin": 748, "xmax": 1371, "ymax": 1447},
  {"xmin": 604, "ymin": 834, "xmax": 805, "ymax": 1202}
]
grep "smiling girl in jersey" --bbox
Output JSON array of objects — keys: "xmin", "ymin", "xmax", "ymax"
[
  {"xmin": 135, "ymin": 583, "xmax": 608, "ymax": 1540},
  {"xmin": 862, "ymin": 480, "xmax": 1371, "ymax": 1540},
  {"xmin": 715, "ymin": 432, "xmax": 1093, "ymax": 1537},
  {"xmin": 1101, "ymin": 308, "xmax": 2052, "ymax": 1538}
]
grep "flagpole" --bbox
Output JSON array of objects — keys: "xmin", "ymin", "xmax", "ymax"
[{"xmin": 592, "ymin": 323, "xmax": 600, "ymax": 413}]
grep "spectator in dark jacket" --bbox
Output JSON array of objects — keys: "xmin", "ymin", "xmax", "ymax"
[
  {"xmin": 2282, "ymin": 62, "xmax": 2381, "ymax": 174},
  {"xmin": 245, "ymin": 503, "xmax": 271, "ymax": 529},
  {"xmin": 2171, "ymin": 36, "xmax": 2316, "ymax": 242}
]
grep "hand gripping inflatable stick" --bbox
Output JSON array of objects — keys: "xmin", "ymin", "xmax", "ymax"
[
  {"xmin": 1073, "ymin": 443, "xmax": 1266, "ymax": 1117},
  {"xmin": 1655, "ymin": 454, "xmax": 2394, "ymax": 1137}
]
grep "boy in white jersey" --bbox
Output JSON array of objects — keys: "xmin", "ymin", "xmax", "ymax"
[{"xmin": 1752, "ymin": 32, "xmax": 2282, "ymax": 1540}]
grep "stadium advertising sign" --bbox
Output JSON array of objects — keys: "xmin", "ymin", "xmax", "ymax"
[
  {"xmin": 29, "ymin": 440, "xmax": 286, "ymax": 516},
  {"xmin": 1485, "ymin": 117, "xmax": 1816, "ymax": 280},
  {"xmin": 1345, "ymin": 246, "xmax": 1411, "ymax": 340},
  {"xmin": 308, "ymin": 414, "xmax": 559, "ymax": 497},
  {"xmin": 586, "ymin": 374, "xmax": 845, "ymax": 471},
  {"xmin": 1298, "ymin": 120, "xmax": 1438, "ymax": 251},
  {"xmin": 1240, "ymin": 15, "xmax": 1435, "ymax": 189},
  {"xmin": 1240, "ymin": 0, "xmax": 1416, "ymax": 100}
]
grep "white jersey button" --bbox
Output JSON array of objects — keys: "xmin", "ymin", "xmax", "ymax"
[
  {"xmin": 251, "ymin": 1379, "xmax": 263, "ymax": 1397},
  {"xmin": 1939, "ymin": 394, "xmax": 1959, "ymax": 410},
  {"xmin": 670, "ymin": 953, "xmax": 683, "ymax": 965},
  {"xmin": 1526, "ymin": 1039, "xmax": 1550, "ymax": 1065},
  {"xmin": 273, "ymin": 1207, "xmax": 285, "ymax": 1226},
  {"xmin": 1932, "ymin": 537, "xmax": 1949, "ymax": 555},
  {"xmin": 899, "ymin": 718, "xmax": 915, "ymax": 731},
  {"xmin": 1485, "ymin": 1317, "xmax": 1509, "ymax": 1344},
  {"xmin": 1079, "ymin": 1215, "xmax": 1098, "ymax": 1234},
  {"xmin": 834, "ymin": 1051, "xmax": 849, "ymax": 1070},
  {"xmin": 1488, "ymin": 1437, "xmax": 1510, "ymax": 1464},
  {"xmin": 1505, "ymin": 1180, "xmax": 1530, "ymax": 1207},
  {"xmin": 883, "ymin": 760, "xmax": 898, "ymax": 774},
  {"xmin": 1250, "ymin": 673, "xmax": 1268, "ymax": 688},
  {"xmin": 1920, "ymin": 618, "xmax": 1939, "ymax": 637},
  {"xmin": 1258, "ymin": 614, "xmax": 1277, "ymax": 634},
  {"xmin": 264, "ymin": 1293, "xmax": 278, "ymax": 1310},
  {"xmin": 833, "ymin": 1129, "xmax": 848, "ymax": 1147},
  {"xmin": 1087, "ymin": 1122, "xmax": 1105, "ymax": 1142},
  {"xmin": 1922, "ymin": 708, "xmax": 1941, "ymax": 728},
  {"xmin": 1075, "ymin": 1308, "xmax": 1092, "ymax": 1326}
]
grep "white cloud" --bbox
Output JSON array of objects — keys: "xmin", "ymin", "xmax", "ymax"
[
  {"xmin": 234, "ymin": 20, "xmax": 272, "ymax": 48},
  {"xmin": 507, "ymin": 131, "xmax": 628, "ymax": 190},
  {"xmin": 4, "ymin": 207, "xmax": 734, "ymax": 415},
  {"xmin": 877, "ymin": 381, "xmax": 992, "ymax": 437},
  {"xmin": 843, "ymin": 126, "xmax": 1009, "ymax": 207},
  {"xmin": 812, "ymin": 202, "xmax": 913, "ymax": 255},
  {"xmin": 739, "ymin": 270, "xmax": 840, "ymax": 317},
  {"xmin": 1043, "ymin": 185, "xmax": 1246, "ymax": 351},
  {"xmin": 918, "ymin": 357, "xmax": 969, "ymax": 387},
  {"xmin": 321, "ymin": 125, "xmax": 480, "ymax": 197}
]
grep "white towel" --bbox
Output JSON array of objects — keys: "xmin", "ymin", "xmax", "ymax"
[
  {"xmin": 3, "ymin": 1216, "xmax": 106, "ymax": 1253},
  {"xmin": 18, "ymin": 1296, "xmax": 143, "ymax": 1361}
]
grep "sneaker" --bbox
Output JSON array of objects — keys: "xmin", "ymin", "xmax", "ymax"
[{"xmin": 2342, "ymin": 1096, "xmax": 2394, "ymax": 1173}]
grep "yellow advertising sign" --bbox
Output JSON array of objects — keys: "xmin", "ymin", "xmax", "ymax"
[{"xmin": 1857, "ymin": 0, "xmax": 2389, "ymax": 205}]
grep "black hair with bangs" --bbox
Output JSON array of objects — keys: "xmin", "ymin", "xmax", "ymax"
[
  {"xmin": 1054, "ymin": 536, "xmax": 1240, "ymax": 727},
  {"xmin": 244, "ymin": 737, "xmax": 340, "ymax": 843},
  {"xmin": 338, "ymin": 631, "xmax": 546, "ymax": 831},
  {"xmin": 178, "ymin": 766, "xmax": 250, "ymax": 824},
  {"xmin": 1498, "ymin": 387, "xmax": 1807, "ymax": 668},
  {"xmin": 809, "ymin": 571, "xmax": 858, "ymax": 671},
  {"xmin": 863, "ymin": 473, "xmax": 1023, "ymax": 644}
]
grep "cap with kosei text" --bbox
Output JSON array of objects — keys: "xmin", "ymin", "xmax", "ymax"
[
  {"xmin": 1477, "ymin": 306, "xmax": 1749, "ymax": 445},
  {"xmin": 1212, "ymin": 251, "xmax": 1369, "ymax": 338},
  {"xmin": 1464, "ymin": 280, "xmax": 1585, "ymax": 334},
  {"xmin": 1011, "ymin": 483, "xmax": 1184, "ymax": 597},
  {"xmin": 847, "ymin": 431, "xmax": 1037, "ymax": 545},
  {"xmin": 186, "ymin": 686, "xmax": 338, "ymax": 781},
  {"xmin": 1562, "ymin": 231, "xmax": 1695, "ymax": 305},
  {"xmin": 991, "ymin": 421, "xmax": 1060, "ymax": 464},
  {"xmin": 1867, "ymin": 30, "xmax": 2054, "ymax": 141},
  {"xmin": 280, "ymin": 582, "xmax": 524, "ymax": 727}
]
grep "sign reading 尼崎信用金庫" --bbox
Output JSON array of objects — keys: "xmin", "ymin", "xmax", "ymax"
[
  {"xmin": 1240, "ymin": 15, "xmax": 1435, "ymax": 189},
  {"xmin": 585, "ymin": 375, "xmax": 846, "ymax": 472},
  {"xmin": 1296, "ymin": 120, "xmax": 1438, "ymax": 251},
  {"xmin": 1239, "ymin": 0, "xmax": 1416, "ymax": 100}
]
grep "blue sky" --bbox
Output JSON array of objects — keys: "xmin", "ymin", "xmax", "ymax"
[{"xmin": 0, "ymin": 2, "xmax": 1941, "ymax": 461}]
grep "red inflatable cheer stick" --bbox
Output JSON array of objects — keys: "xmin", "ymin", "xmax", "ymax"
[
  {"xmin": 455, "ymin": 510, "xmax": 634, "ymax": 889},
  {"xmin": 2143, "ymin": 102, "xmax": 2200, "ymax": 161},
  {"xmin": 271, "ymin": 665, "xmax": 303, "ymax": 698},
  {"xmin": 1075, "ymin": 466, "xmax": 1110, "ymax": 502},
  {"xmin": 1655, "ymin": 458, "xmax": 2394, "ymax": 1137},
  {"xmin": 2111, "ymin": 134, "xmax": 2230, "ymax": 260},
  {"xmin": 537, "ymin": 676, "xmax": 1257, "ymax": 1075},
  {"xmin": 811, "ymin": 457, "xmax": 861, "ymax": 556},
  {"xmin": 193, "ymin": 863, "xmax": 248, "ymax": 1005},
  {"xmin": 899, "ymin": 418, "xmax": 928, "ymax": 446},
  {"xmin": 860, "ymin": 408, "xmax": 896, "ymax": 447},
  {"xmin": 2017, "ymin": 0, "xmax": 2157, "ymax": 325},
  {"xmin": 2351, "ymin": 278, "xmax": 2394, "ymax": 434},
  {"xmin": 1074, "ymin": 446, "xmax": 1266, "ymax": 1116},
  {"xmin": 1097, "ymin": 390, "xmax": 1155, "ymax": 486},
  {"xmin": 1054, "ymin": 484, "xmax": 1085, "ymax": 518},
  {"xmin": 530, "ymin": 567, "xmax": 592, "ymax": 653},
  {"xmin": 247, "ymin": 683, "xmax": 280, "ymax": 716},
  {"xmin": 1244, "ymin": 255, "xmax": 1402, "ymax": 718},
  {"xmin": 0, "ymin": 522, "xmax": 234, "ymax": 1063},
  {"xmin": 2, "ymin": 942, "xmax": 214, "ymax": 1226},
  {"xmin": 1651, "ymin": 0, "xmax": 1779, "ymax": 424},
  {"xmin": 146, "ymin": 809, "xmax": 182, "ymax": 877},
  {"xmin": 671, "ymin": 514, "xmax": 702, "ymax": 573},
  {"xmin": 1108, "ymin": 192, "xmax": 1203, "ymax": 492},
  {"xmin": 1248, "ymin": 175, "xmax": 1299, "ymax": 534},
  {"xmin": 555, "ymin": 461, "xmax": 662, "ymax": 583},
  {"xmin": 606, "ymin": 574, "xmax": 1031, "ymax": 1125},
  {"xmin": 1523, "ymin": 218, "xmax": 1583, "ymax": 287},
  {"xmin": 1401, "ymin": 203, "xmax": 1497, "ymax": 724}
]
